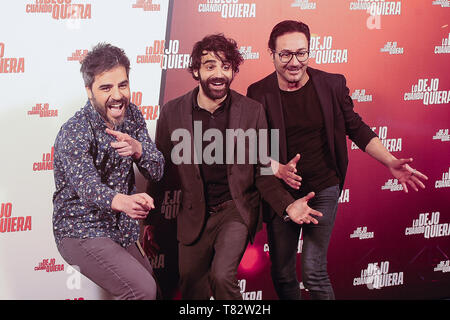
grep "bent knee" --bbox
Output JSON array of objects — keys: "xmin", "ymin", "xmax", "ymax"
[{"xmin": 119, "ymin": 276, "xmax": 157, "ymax": 300}]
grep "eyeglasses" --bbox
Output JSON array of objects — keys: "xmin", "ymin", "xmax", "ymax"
[{"xmin": 272, "ymin": 50, "xmax": 310, "ymax": 63}]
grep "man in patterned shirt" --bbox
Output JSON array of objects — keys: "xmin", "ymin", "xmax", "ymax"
[{"xmin": 52, "ymin": 43, "xmax": 164, "ymax": 300}]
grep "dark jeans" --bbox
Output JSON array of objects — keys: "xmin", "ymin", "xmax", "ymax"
[
  {"xmin": 57, "ymin": 237, "xmax": 157, "ymax": 300},
  {"xmin": 267, "ymin": 185, "xmax": 340, "ymax": 300},
  {"xmin": 178, "ymin": 200, "xmax": 249, "ymax": 300}
]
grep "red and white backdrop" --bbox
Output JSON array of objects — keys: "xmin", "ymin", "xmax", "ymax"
[{"xmin": 0, "ymin": 0, "xmax": 449, "ymax": 300}]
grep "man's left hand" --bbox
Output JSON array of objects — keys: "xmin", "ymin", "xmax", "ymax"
[{"xmin": 389, "ymin": 158, "xmax": 428, "ymax": 193}]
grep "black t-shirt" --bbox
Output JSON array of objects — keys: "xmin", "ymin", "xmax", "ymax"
[
  {"xmin": 280, "ymin": 79, "xmax": 339, "ymax": 198},
  {"xmin": 192, "ymin": 87, "xmax": 232, "ymax": 207}
]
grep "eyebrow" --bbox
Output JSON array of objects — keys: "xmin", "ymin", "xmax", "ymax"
[
  {"xmin": 98, "ymin": 84, "xmax": 113, "ymax": 90},
  {"xmin": 98, "ymin": 80, "xmax": 128, "ymax": 90},
  {"xmin": 202, "ymin": 51, "xmax": 231, "ymax": 65},
  {"xmin": 202, "ymin": 60, "xmax": 231, "ymax": 67},
  {"xmin": 280, "ymin": 48, "xmax": 308, "ymax": 52},
  {"xmin": 202, "ymin": 59, "xmax": 218, "ymax": 65}
]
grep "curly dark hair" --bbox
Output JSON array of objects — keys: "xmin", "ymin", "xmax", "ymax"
[
  {"xmin": 80, "ymin": 43, "xmax": 130, "ymax": 89},
  {"xmin": 188, "ymin": 33, "xmax": 244, "ymax": 81}
]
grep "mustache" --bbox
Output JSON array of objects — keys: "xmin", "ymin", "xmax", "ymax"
[
  {"xmin": 285, "ymin": 66, "xmax": 302, "ymax": 71},
  {"xmin": 106, "ymin": 97, "xmax": 129, "ymax": 107},
  {"xmin": 207, "ymin": 77, "xmax": 229, "ymax": 85}
]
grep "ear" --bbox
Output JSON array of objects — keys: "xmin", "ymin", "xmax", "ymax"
[
  {"xmin": 193, "ymin": 69, "xmax": 199, "ymax": 79},
  {"xmin": 268, "ymin": 48, "xmax": 275, "ymax": 61},
  {"xmin": 85, "ymin": 86, "xmax": 93, "ymax": 100}
]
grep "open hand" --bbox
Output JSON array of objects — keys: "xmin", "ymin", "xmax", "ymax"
[
  {"xmin": 271, "ymin": 154, "xmax": 302, "ymax": 189},
  {"xmin": 388, "ymin": 158, "xmax": 428, "ymax": 193},
  {"xmin": 285, "ymin": 192, "xmax": 323, "ymax": 224}
]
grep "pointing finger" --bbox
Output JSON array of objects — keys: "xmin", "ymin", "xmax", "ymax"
[{"xmin": 106, "ymin": 128, "xmax": 126, "ymax": 141}]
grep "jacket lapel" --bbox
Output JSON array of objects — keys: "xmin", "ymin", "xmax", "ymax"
[
  {"xmin": 228, "ymin": 90, "xmax": 243, "ymax": 131},
  {"xmin": 227, "ymin": 90, "xmax": 242, "ymax": 171},
  {"xmin": 265, "ymin": 72, "xmax": 287, "ymax": 164},
  {"xmin": 179, "ymin": 89, "xmax": 201, "ymax": 176}
]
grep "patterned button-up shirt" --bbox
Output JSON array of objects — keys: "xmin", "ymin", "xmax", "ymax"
[{"xmin": 52, "ymin": 101, "xmax": 164, "ymax": 247}]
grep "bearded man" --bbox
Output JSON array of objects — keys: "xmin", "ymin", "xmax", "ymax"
[{"xmin": 52, "ymin": 43, "xmax": 164, "ymax": 300}]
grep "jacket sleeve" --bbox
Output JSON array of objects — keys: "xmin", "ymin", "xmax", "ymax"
[
  {"xmin": 154, "ymin": 103, "xmax": 174, "ymax": 167},
  {"xmin": 253, "ymin": 105, "xmax": 294, "ymax": 217},
  {"xmin": 337, "ymin": 74, "xmax": 378, "ymax": 151}
]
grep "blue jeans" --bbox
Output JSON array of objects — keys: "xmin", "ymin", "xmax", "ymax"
[{"xmin": 267, "ymin": 185, "xmax": 340, "ymax": 300}]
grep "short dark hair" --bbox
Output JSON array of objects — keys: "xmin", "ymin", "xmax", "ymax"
[
  {"xmin": 268, "ymin": 20, "xmax": 311, "ymax": 51},
  {"xmin": 188, "ymin": 33, "xmax": 244, "ymax": 80},
  {"xmin": 80, "ymin": 43, "xmax": 130, "ymax": 88}
]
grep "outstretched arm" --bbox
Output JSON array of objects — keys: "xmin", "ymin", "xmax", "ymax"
[{"xmin": 364, "ymin": 137, "xmax": 428, "ymax": 193}]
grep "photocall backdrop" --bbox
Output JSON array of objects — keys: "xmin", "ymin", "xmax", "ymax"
[{"xmin": 0, "ymin": 0, "xmax": 448, "ymax": 300}]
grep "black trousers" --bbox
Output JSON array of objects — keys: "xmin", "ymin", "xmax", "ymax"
[{"xmin": 178, "ymin": 201, "xmax": 249, "ymax": 300}]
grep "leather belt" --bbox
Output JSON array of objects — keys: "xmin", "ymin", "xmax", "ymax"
[{"xmin": 207, "ymin": 199, "xmax": 234, "ymax": 214}]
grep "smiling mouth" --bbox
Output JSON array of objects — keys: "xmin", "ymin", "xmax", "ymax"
[
  {"xmin": 209, "ymin": 80, "xmax": 227, "ymax": 90},
  {"xmin": 286, "ymin": 66, "xmax": 301, "ymax": 72},
  {"xmin": 107, "ymin": 101, "xmax": 126, "ymax": 118},
  {"xmin": 207, "ymin": 76, "xmax": 227, "ymax": 87},
  {"xmin": 108, "ymin": 102, "xmax": 123, "ymax": 109}
]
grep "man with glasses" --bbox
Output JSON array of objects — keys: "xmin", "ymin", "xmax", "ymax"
[{"xmin": 247, "ymin": 20, "xmax": 427, "ymax": 299}]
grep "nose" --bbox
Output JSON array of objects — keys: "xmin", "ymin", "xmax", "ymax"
[
  {"xmin": 214, "ymin": 67, "xmax": 225, "ymax": 78},
  {"xmin": 289, "ymin": 55, "xmax": 301, "ymax": 66},
  {"xmin": 110, "ymin": 85, "xmax": 123, "ymax": 101}
]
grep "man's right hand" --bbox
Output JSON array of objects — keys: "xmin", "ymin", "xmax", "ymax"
[
  {"xmin": 111, "ymin": 193, "xmax": 155, "ymax": 220},
  {"xmin": 271, "ymin": 154, "xmax": 302, "ymax": 189},
  {"xmin": 285, "ymin": 192, "xmax": 323, "ymax": 224}
]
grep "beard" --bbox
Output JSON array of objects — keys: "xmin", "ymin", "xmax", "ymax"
[
  {"xmin": 91, "ymin": 95, "xmax": 129, "ymax": 128},
  {"xmin": 199, "ymin": 74, "xmax": 232, "ymax": 101}
]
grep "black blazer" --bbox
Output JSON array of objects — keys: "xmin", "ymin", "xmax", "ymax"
[
  {"xmin": 155, "ymin": 89, "xmax": 294, "ymax": 245},
  {"xmin": 247, "ymin": 67, "xmax": 377, "ymax": 195}
]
